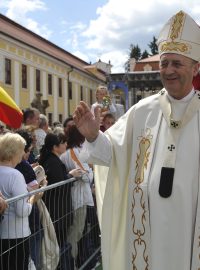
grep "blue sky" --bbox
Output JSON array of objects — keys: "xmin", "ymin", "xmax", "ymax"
[{"xmin": 0, "ymin": 0, "xmax": 200, "ymax": 72}]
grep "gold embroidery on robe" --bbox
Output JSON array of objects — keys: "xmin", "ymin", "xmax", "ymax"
[{"xmin": 131, "ymin": 129, "xmax": 152, "ymax": 269}]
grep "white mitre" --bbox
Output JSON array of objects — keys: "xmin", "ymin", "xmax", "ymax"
[{"xmin": 157, "ymin": 10, "xmax": 200, "ymax": 61}]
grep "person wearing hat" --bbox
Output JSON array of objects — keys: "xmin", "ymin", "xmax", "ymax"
[{"xmin": 73, "ymin": 10, "xmax": 200, "ymax": 270}]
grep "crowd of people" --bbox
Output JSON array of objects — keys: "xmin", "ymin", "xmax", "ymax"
[{"xmin": 0, "ymin": 84, "xmax": 118, "ymax": 270}]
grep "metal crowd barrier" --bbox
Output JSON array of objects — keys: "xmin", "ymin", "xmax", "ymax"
[{"xmin": 0, "ymin": 178, "xmax": 101, "ymax": 270}]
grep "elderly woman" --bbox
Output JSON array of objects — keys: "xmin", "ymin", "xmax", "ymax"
[
  {"xmin": 0, "ymin": 132, "xmax": 38, "ymax": 270},
  {"xmin": 15, "ymin": 129, "xmax": 44, "ymax": 269}
]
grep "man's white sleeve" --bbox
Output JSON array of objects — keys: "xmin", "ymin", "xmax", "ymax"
[{"xmin": 79, "ymin": 131, "xmax": 111, "ymax": 167}]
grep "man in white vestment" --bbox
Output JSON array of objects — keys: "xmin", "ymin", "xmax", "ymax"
[{"xmin": 73, "ymin": 10, "xmax": 200, "ymax": 270}]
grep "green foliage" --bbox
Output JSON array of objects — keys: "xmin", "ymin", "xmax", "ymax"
[
  {"xmin": 124, "ymin": 36, "xmax": 158, "ymax": 71},
  {"xmin": 141, "ymin": 50, "xmax": 149, "ymax": 59},
  {"xmin": 148, "ymin": 36, "xmax": 158, "ymax": 55},
  {"xmin": 129, "ymin": 44, "xmax": 141, "ymax": 61}
]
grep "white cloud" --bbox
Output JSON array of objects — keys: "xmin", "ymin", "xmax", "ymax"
[
  {"xmin": 82, "ymin": 0, "xmax": 200, "ymax": 72},
  {"xmin": 72, "ymin": 50, "xmax": 89, "ymax": 63},
  {"xmin": 2, "ymin": 0, "xmax": 52, "ymax": 39},
  {"xmin": 6, "ymin": 0, "xmax": 46, "ymax": 18},
  {"xmin": 60, "ymin": 30, "xmax": 68, "ymax": 34},
  {"xmin": 71, "ymin": 32, "xmax": 79, "ymax": 49},
  {"xmin": 98, "ymin": 50, "xmax": 129, "ymax": 73},
  {"xmin": 70, "ymin": 21, "xmax": 87, "ymax": 31},
  {"xmin": 0, "ymin": 1, "xmax": 9, "ymax": 8},
  {"xmin": 59, "ymin": 20, "xmax": 87, "ymax": 53},
  {"xmin": 60, "ymin": 19, "xmax": 68, "ymax": 26},
  {"xmin": 26, "ymin": 18, "xmax": 52, "ymax": 39}
]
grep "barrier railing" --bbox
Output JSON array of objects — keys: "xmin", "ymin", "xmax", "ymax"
[{"xmin": 0, "ymin": 177, "xmax": 101, "ymax": 270}]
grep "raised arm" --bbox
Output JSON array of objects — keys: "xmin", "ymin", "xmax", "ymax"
[
  {"xmin": 74, "ymin": 101, "xmax": 112, "ymax": 166},
  {"xmin": 73, "ymin": 101, "xmax": 100, "ymax": 142}
]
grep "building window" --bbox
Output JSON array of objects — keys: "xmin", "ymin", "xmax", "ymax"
[
  {"xmin": 48, "ymin": 113, "xmax": 52, "ymax": 127},
  {"xmin": 22, "ymin": 64, "xmax": 27, "ymax": 88},
  {"xmin": 80, "ymin": 85, "xmax": 83, "ymax": 100},
  {"xmin": 59, "ymin": 114, "xmax": 63, "ymax": 124},
  {"xmin": 48, "ymin": 74, "xmax": 52, "ymax": 95},
  {"xmin": 90, "ymin": 89, "xmax": 93, "ymax": 105},
  {"xmin": 68, "ymin": 81, "xmax": 72, "ymax": 100},
  {"xmin": 58, "ymin": 78, "xmax": 62, "ymax": 97},
  {"xmin": 36, "ymin": 69, "xmax": 40, "ymax": 92},
  {"xmin": 5, "ymin": 58, "xmax": 11, "ymax": 85}
]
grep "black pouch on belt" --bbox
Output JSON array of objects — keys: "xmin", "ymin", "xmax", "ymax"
[{"xmin": 159, "ymin": 167, "xmax": 175, "ymax": 198}]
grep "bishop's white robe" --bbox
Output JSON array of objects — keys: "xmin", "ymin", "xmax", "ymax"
[{"xmin": 80, "ymin": 89, "xmax": 200, "ymax": 270}]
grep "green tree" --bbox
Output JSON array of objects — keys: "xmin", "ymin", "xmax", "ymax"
[
  {"xmin": 148, "ymin": 36, "xmax": 158, "ymax": 55},
  {"xmin": 129, "ymin": 44, "xmax": 141, "ymax": 60},
  {"xmin": 141, "ymin": 50, "xmax": 149, "ymax": 59},
  {"xmin": 124, "ymin": 44, "xmax": 142, "ymax": 72}
]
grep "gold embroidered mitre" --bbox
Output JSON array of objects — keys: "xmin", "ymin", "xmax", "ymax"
[{"xmin": 157, "ymin": 10, "xmax": 200, "ymax": 61}]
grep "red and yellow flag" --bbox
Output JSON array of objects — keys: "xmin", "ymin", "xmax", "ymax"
[{"xmin": 0, "ymin": 86, "xmax": 23, "ymax": 129}]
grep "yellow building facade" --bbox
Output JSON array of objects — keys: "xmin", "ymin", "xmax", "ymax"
[{"xmin": 0, "ymin": 14, "xmax": 106, "ymax": 125}]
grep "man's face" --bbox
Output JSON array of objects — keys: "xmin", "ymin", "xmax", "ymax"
[{"xmin": 159, "ymin": 53, "xmax": 200, "ymax": 99}]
